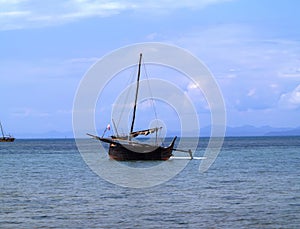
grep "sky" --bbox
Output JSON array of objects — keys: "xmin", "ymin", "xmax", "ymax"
[{"xmin": 1, "ymin": 0, "xmax": 300, "ymax": 137}]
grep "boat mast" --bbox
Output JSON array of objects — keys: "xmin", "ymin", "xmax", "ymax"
[
  {"xmin": 130, "ymin": 53, "xmax": 142, "ymax": 137},
  {"xmin": 0, "ymin": 122, "xmax": 5, "ymax": 138}
]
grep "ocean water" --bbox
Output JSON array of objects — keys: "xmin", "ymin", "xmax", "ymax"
[{"xmin": 0, "ymin": 137, "xmax": 299, "ymax": 228}]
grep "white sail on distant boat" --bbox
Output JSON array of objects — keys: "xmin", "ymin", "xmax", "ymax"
[{"xmin": 0, "ymin": 122, "xmax": 15, "ymax": 142}]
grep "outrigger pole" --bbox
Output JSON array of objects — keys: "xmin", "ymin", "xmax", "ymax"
[{"xmin": 173, "ymin": 148, "xmax": 193, "ymax": 159}]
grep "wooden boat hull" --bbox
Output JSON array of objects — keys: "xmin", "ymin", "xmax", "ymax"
[
  {"xmin": 107, "ymin": 136, "xmax": 177, "ymax": 161},
  {"xmin": 0, "ymin": 137, "xmax": 15, "ymax": 142},
  {"xmin": 87, "ymin": 134, "xmax": 177, "ymax": 161},
  {"xmin": 108, "ymin": 142, "xmax": 174, "ymax": 161}
]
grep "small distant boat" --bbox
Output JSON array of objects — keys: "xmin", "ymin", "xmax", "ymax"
[
  {"xmin": 88, "ymin": 53, "xmax": 193, "ymax": 160},
  {"xmin": 0, "ymin": 122, "xmax": 15, "ymax": 142}
]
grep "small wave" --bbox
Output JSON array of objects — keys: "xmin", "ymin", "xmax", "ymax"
[{"xmin": 169, "ymin": 156, "xmax": 206, "ymax": 160}]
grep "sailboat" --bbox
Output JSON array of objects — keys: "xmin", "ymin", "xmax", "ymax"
[
  {"xmin": 0, "ymin": 122, "xmax": 15, "ymax": 142},
  {"xmin": 87, "ymin": 53, "xmax": 183, "ymax": 161}
]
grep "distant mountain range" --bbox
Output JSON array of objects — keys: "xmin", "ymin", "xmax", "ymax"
[
  {"xmin": 168, "ymin": 125, "xmax": 300, "ymax": 137},
  {"xmin": 14, "ymin": 125, "xmax": 300, "ymax": 138},
  {"xmin": 201, "ymin": 125, "xmax": 300, "ymax": 137}
]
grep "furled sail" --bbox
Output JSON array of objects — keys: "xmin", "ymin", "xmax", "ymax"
[{"xmin": 130, "ymin": 127, "xmax": 162, "ymax": 138}]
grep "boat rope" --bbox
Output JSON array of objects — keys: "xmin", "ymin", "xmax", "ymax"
[
  {"xmin": 114, "ymin": 63, "xmax": 137, "ymax": 134},
  {"xmin": 142, "ymin": 60, "xmax": 160, "ymax": 136}
]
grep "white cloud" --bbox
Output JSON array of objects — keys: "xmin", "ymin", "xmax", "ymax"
[
  {"xmin": 163, "ymin": 23, "xmax": 300, "ymax": 113},
  {"xmin": 66, "ymin": 57, "xmax": 99, "ymax": 64},
  {"xmin": 0, "ymin": 0, "xmax": 135, "ymax": 30},
  {"xmin": 138, "ymin": 99, "xmax": 156, "ymax": 110},
  {"xmin": 247, "ymin": 88, "xmax": 256, "ymax": 97},
  {"xmin": 0, "ymin": 11, "xmax": 30, "ymax": 17},
  {"xmin": 0, "ymin": 0, "xmax": 27, "ymax": 3},
  {"xmin": 279, "ymin": 84, "xmax": 300, "ymax": 110},
  {"xmin": 0, "ymin": 57, "xmax": 96, "ymax": 84},
  {"xmin": 0, "ymin": 0, "xmax": 232, "ymax": 30},
  {"xmin": 12, "ymin": 108, "xmax": 50, "ymax": 117},
  {"xmin": 146, "ymin": 32, "xmax": 159, "ymax": 40},
  {"xmin": 270, "ymin": 83, "xmax": 278, "ymax": 89},
  {"xmin": 185, "ymin": 82, "xmax": 209, "ymax": 111},
  {"xmin": 133, "ymin": 0, "xmax": 231, "ymax": 10},
  {"xmin": 278, "ymin": 67, "xmax": 300, "ymax": 78},
  {"xmin": 171, "ymin": 25, "xmax": 300, "ymax": 79}
]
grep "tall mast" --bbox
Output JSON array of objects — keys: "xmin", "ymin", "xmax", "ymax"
[
  {"xmin": 0, "ymin": 122, "xmax": 4, "ymax": 138},
  {"xmin": 130, "ymin": 53, "xmax": 142, "ymax": 136}
]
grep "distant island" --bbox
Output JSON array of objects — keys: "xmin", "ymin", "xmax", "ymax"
[{"xmin": 202, "ymin": 125, "xmax": 300, "ymax": 137}]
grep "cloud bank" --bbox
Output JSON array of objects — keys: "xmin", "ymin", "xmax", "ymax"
[{"xmin": 0, "ymin": 0, "xmax": 231, "ymax": 30}]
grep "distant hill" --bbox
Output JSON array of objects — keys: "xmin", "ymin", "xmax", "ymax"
[
  {"xmin": 200, "ymin": 125, "xmax": 300, "ymax": 137},
  {"xmin": 265, "ymin": 127, "xmax": 300, "ymax": 136},
  {"xmin": 225, "ymin": 125, "xmax": 296, "ymax": 137}
]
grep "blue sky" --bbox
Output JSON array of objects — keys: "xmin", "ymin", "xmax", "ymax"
[{"xmin": 1, "ymin": 0, "xmax": 300, "ymax": 137}]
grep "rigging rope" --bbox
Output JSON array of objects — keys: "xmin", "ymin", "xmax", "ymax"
[
  {"xmin": 142, "ymin": 60, "xmax": 161, "ymax": 139},
  {"xmin": 114, "ymin": 65, "xmax": 137, "ymax": 134},
  {"xmin": 114, "ymin": 58, "xmax": 162, "ymax": 140}
]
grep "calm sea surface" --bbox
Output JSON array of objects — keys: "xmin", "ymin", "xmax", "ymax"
[{"xmin": 1, "ymin": 137, "xmax": 299, "ymax": 228}]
